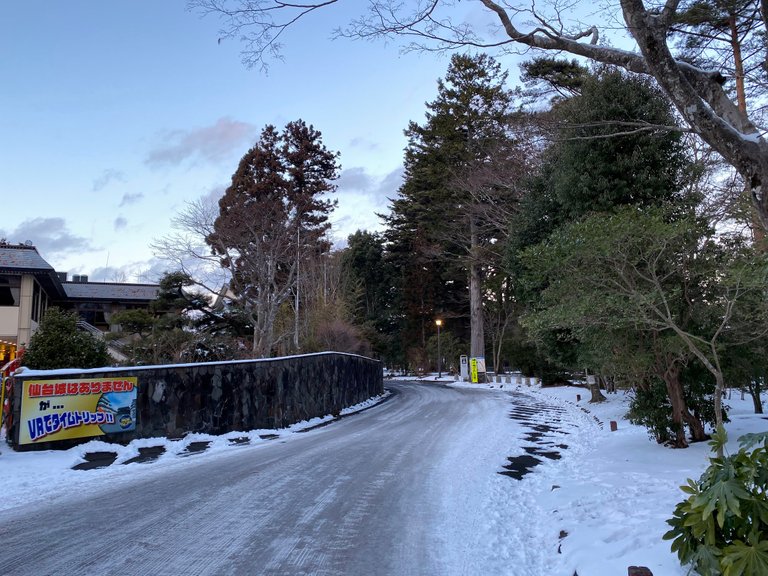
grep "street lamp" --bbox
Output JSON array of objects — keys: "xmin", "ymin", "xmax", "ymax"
[{"xmin": 435, "ymin": 319, "xmax": 443, "ymax": 378}]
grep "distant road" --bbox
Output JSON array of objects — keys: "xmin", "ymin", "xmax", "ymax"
[{"xmin": 0, "ymin": 380, "xmax": 533, "ymax": 576}]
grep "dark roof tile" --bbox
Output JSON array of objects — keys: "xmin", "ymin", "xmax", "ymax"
[
  {"xmin": 0, "ymin": 245, "xmax": 55, "ymax": 271},
  {"xmin": 62, "ymin": 282, "xmax": 160, "ymax": 302}
]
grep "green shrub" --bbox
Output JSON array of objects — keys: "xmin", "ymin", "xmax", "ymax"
[
  {"xmin": 628, "ymin": 382, "xmax": 674, "ymax": 444},
  {"xmin": 664, "ymin": 427, "xmax": 768, "ymax": 576},
  {"xmin": 23, "ymin": 307, "xmax": 111, "ymax": 370},
  {"xmin": 628, "ymin": 372, "xmax": 725, "ymax": 445}
]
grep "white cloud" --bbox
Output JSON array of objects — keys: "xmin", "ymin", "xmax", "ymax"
[
  {"xmin": 336, "ymin": 165, "xmax": 404, "ymax": 201},
  {"xmin": 331, "ymin": 165, "xmax": 404, "ymax": 244},
  {"xmin": 145, "ymin": 117, "xmax": 258, "ymax": 168},
  {"xmin": 1, "ymin": 218, "xmax": 92, "ymax": 257},
  {"xmin": 202, "ymin": 185, "xmax": 226, "ymax": 204},
  {"xmin": 348, "ymin": 137, "xmax": 380, "ymax": 152},
  {"xmin": 119, "ymin": 192, "xmax": 144, "ymax": 207},
  {"xmin": 337, "ymin": 167, "xmax": 374, "ymax": 191},
  {"xmin": 92, "ymin": 169, "xmax": 126, "ymax": 192}
]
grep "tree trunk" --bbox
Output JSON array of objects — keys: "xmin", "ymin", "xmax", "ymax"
[
  {"xmin": 469, "ymin": 224, "xmax": 485, "ymax": 380},
  {"xmin": 588, "ymin": 383, "xmax": 605, "ymax": 402},
  {"xmin": 750, "ymin": 377, "xmax": 764, "ymax": 414},
  {"xmin": 585, "ymin": 371, "xmax": 606, "ymax": 402},
  {"xmin": 294, "ymin": 243, "xmax": 300, "ymax": 352},
  {"xmin": 713, "ymin": 371, "xmax": 724, "ymax": 431},
  {"xmin": 491, "ymin": 331, "xmax": 500, "ymax": 374},
  {"xmin": 620, "ymin": 0, "xmax": 768, "ymax": 235},
  {"xmin": 662, "ymin": 365, "xmax": 690, "ymax": 448},
  {"xmin": 681, "ymin": 407, "xmax": 708, "ymax": 443}
]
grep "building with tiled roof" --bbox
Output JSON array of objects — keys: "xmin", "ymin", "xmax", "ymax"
[{"xmin": 0, "ymin": 242, "xmax": 159, "ymax": 363}]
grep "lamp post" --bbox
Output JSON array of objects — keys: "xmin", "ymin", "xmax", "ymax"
[{"xmin": 435, "ymin": 319, "xmax": 443, "ymax": 378}]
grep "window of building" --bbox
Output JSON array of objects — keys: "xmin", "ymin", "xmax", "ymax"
[
  {"xmin": 31, "ymin": 280, "xmax": 41, "ymax": 322},
  {"xmin": 0, "ymin": 276, "xmax": 20, "ymax": 307}
]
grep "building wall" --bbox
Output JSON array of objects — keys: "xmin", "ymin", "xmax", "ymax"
[
  {"xmin": 17, "ymin": 276, "xmax": 35, "ymax": 348},
  {"xmin": 0, "ymin": 306, "xmax": 19, "ymax": 343},
  {"xmin": 8, "ymin": 352, "xmax": 384, "ymax": 450}
]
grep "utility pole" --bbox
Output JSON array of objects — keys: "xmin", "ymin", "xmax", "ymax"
[
  {"xmin": 294, "ymin": 227, "xmax": 300, "ymax": 351},
  {"xmin": 436, "ymin": 318, "xmax": 443, "ymax": 378}
]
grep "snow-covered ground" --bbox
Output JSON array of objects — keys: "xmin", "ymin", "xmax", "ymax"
[
  {"xmin": 1, "ymin": 379, "xmax": 765, "ymax": 576},
  {"xmin": 454, "ymin": 380, "xmax": 767, "ymax": 576}
]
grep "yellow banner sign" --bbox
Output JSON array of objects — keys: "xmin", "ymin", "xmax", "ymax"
[{"xmin": 20, "ymin": 377, "xmax": 138, "ymax": 445}]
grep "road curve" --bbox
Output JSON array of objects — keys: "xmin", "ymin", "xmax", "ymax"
[{"xmin": 0, "ymin": 380, "xmax": 526, "ymax": 576}]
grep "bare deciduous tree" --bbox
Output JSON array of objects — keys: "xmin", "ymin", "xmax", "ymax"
[{"xmin": 190, "ymin": 0, "xmax": 768, "ymax": 234}]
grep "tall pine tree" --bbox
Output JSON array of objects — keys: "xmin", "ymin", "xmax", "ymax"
[{"xmin": 384, "ymin": 53, "xmax": 523, "ymax": 372}]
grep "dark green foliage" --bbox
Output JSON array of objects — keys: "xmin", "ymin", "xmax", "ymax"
[
  {"xmin": 341, "ymin": 230, "xmax": 394, "ymax": 329},
  {"xmin": 342, "ymin": 231, "xmax": 389, "ymax": 325},
  {"xmin": 507, "ymin": 175, "xmax": 562, "ymax": 257},
  {"xmin": 155, "ymin": 271, "xmax": 249, "ymax": 338},
  {"xmin": 722, "ymin": 341, "xmax": 768, "ymax": 415},
  {"xmin": 671, "ymin": 0, "xmax": 765, "ymax": 100},
  {"xmin": 384, "ymin": 52, "xmax": 519, "ymax": 361},
  {"xmin": 520, "ymin": 57, "xmax": 590, "ymax": 100},
  {"xmin": 111, "ymin": 271, "xmax": 251, "ymax": 366},
  {"xmin": 425, "ymin": 329, "xmax": 464, "ymax": 374},
  {"xmin": 341, "ymin": 230, "xmax": 397, "ymax": 361},
  {"xmin": 675, "ymin": 0, "xmax": 755, "ymax": 28},
  {"xmin": 108, "ymin": 308, "xmax": 154, "ymax": 338},
  {"xmin": 506, "ymin": 67, "xmax": 697, "ymax": 386},
  {"xmin": 151, "ymin": 271, "xmax": 199, "ymax": 321},
  {"xmin": 518, "ymin": 206, "xmax": 760, "ymax": 445},
  {"xmin": 628, "ymin": 382, "xmax": 675, "ymax": 444},
  {"xmin": 518, "ymin": 328, "xmax": 580, "ymax": 385},
  {"xmin": 22, "ymin": 307, "xmax": 111, "ymax": 370},
  {"xmin": 546, "ymin": 69, "xmax": 692, "ymax": 218},
  {"xmin": 626, "ymin": 358, "xmax": 727, "ymax": 445},
  {"xmin": 664, "ymin": 428, "xmax": 768, "ymax": 575},
  {"xmin": 501, "ymin": 324, "xmax": 554, "ymax": 381}
]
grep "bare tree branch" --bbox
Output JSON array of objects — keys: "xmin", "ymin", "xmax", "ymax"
[{"xmin": 190, "ymin": 0, "xmax": 768, "ymax": 233}]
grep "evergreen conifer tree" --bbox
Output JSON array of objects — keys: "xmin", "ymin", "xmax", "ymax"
[
  {"xmin": 384, "ymin": 53, "xmax": 522, "ymax": 370},
  {"xmin": 206, "ymin": 120, "xmax": 339, "ymax": 357}
]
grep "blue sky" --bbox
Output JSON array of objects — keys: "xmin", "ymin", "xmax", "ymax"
[{"xmin": 1, "ymin": 1, "xmax": 513, "ymax": 283}]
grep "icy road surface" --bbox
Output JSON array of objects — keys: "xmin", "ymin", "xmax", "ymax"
[{"xmin": 0, "ymin": 380, "xmax": 589, "ymax": 575}]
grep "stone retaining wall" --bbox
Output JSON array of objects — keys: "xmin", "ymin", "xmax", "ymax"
[{"xmin": 8, "ymin": 352, "xmax": 383, "ymax": 450}]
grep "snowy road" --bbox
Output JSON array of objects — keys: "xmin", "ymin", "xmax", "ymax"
[{"xmin": 0, "ymin": 380, "xmax": 579, "ymax": 576}]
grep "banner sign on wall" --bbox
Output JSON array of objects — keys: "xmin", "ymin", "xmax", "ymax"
[{"xmin": 19, "ymin": 377, "xmax": 138, "ymax": 445}]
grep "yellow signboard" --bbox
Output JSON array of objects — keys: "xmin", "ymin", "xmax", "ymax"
[
  {"xmin": 20, "ymin": 377, "xmax": 138, "ymax": 445},
  {"xmin": 470, "ymin": 357, "xmax": 486, "ymax": 383}
]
